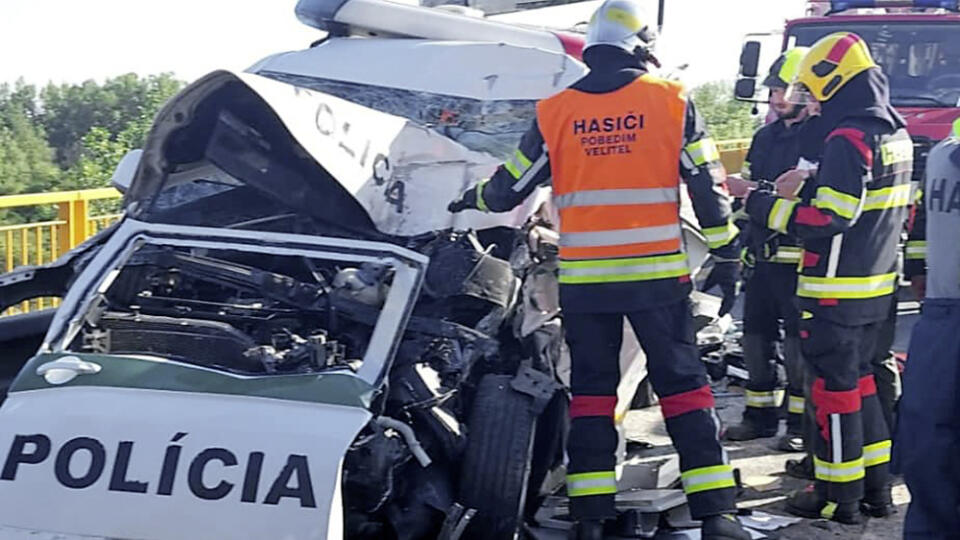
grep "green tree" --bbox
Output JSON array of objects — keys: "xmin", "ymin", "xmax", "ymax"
[
  {"xmin": 0, "ymin": 81, "xmax": 59, "ymax": 196},
  {"xmin": 691, "ymin": 81, "xmax": 760, "ymax": 140},
  {"xmin": 39, "ymin": 73, "xmax": 183, "ymax": 169}
]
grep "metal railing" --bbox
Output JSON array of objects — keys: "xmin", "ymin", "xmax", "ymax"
[
  {"xmin": 717, "ymin": 138, "xmax": 751, "ymax": 176},
  {"xmin": 0, "ymin": 188, "xmax": 122, "ymax": 316},
  {"xmin": 0, "ymin": 141, "xmax": 751, "ymax": 315}
]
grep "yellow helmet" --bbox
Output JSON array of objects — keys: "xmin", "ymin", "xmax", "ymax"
[
  {"xmin": 788, "ymin": 32, "xmax": 877, "ymax": 103},
  {"xmin": 763, "ymin": 46, "xmax": 810, "ymax": 89}
]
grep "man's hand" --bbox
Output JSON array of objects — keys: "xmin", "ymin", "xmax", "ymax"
[
  {"xmin": 774, "ymin": 169, "xmax": 808, "ymax": 200},
  {"xmin": 910, "ymin": 274, "xmax": 927, "ymax": 300},
  {"xmin": 448, "ymin": 186, "xmax": 480, "ymax": 213},
  {"xmin": 703, "ymin": 259, "xmax": 741, "ymax": 317},
  {"xmin": 726, "ymin": 176, "xmax": 756, "ymax": 199}
]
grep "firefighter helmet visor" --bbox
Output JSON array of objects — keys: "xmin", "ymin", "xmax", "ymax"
[{"xmin": 785, "ymin": 82, "xmax": 816, "ymax": 105}]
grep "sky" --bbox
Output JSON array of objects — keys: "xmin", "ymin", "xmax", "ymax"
[{"xmin": 0, "ymin": 0, "xmax": 807, "ymax": 88}]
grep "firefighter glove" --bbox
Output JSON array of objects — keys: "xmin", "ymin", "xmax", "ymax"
[
  {"xmin": 448, "ymin": 186, "xmax": 481, "ymax": 213},
  {"xmin": 704, "ymin": 259, "xmax": 741, "ymax": 317}
]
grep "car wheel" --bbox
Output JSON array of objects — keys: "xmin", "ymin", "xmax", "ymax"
[{"xmin": 459, "ymin": 374, "xmax": 537, "ymax": 540}]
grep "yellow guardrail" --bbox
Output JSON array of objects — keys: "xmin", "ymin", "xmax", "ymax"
[
  {"xmin": 0, "ymin": 141, "xmax": 752, "ymax": 316},
  {"xmin": 717, "ymin": 138, "xmax": 751, "ymax": 175},
  {"xmin": 0, "ymin": 188, "xmax": 122, "ymax": 315}
]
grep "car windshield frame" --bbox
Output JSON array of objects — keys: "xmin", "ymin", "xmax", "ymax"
[{"xmin": 786, "ymin": 21, "xmax": 960, "ymax": 108}]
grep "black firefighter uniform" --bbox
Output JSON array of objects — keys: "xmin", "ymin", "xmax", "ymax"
[
  {"xmin": 738, "ymin": 118, "xmax": 807, "ymax": 436},
  {"xmin": 746, "ymin": 114, "xmax": 913, "ymax": 506},
  {"xmin": 460, "ymin": 66, "xmax": 740, "ymax": 520}
]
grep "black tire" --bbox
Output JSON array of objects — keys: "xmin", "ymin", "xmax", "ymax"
[{"xmin": 459, "ymin": 374, "xmax": 537, "ymax": 540}]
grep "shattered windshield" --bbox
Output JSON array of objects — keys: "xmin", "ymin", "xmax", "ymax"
[
  {"xmin": 258, "ymin": 73, "xmax": 536, "ymax": 159},
  {"xmin": 788, "ymin": 23, "xmax": 960, "ymax": 108}
]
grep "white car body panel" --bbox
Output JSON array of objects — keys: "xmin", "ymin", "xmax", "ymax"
[
  {"xmin": 193, "ymin": 71, "xmax": 553, "ymax": 236},
  {"xmin": 294, "ymin": 0, "xmax": 571, "ymax": 52},
  {"xmin": 249, "ymin": 39, "xmax": 585, "ymax": 101},
  {"xmin": 0, "ymin": 220, "xmax": 428, "ymax": 538},
  {"xmin": 0, "ymin": 387, "xmax": 368, "ymax": 540}
]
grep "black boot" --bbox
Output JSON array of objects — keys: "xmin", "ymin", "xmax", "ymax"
[
  {"xmin": 724, "ymin": 418, "xmax": 778, "ymax": 441},
  {"xmin": 784, "ymin": 455, "xmax": 814, "ymax": 480},
  {"xmin": 569, "ymin": 520, "xmax": 605, "ymax": 540},
  {"xmin": 785, "ymin": 487, "xmax": 863, "ymax": 524},
  {"xmin": 861, "ymin": 487, "xmax": 895, "ymax": 518},
  {"xmin": 775, "ymin": 433, "xmax": 805, "ymax": 452},
  {"xmin": 701, "ymin": 514, "xmax": 751, "ymax": 540}
]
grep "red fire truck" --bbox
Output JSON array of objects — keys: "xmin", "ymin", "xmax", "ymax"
[{"xmin": 736, "ymin": 0, "xmax": 960, "ymax": 177}]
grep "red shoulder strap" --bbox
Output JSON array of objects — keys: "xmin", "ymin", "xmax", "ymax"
[{"xmin": 826, "ymin": 127, "xmax": 873, "ymax": 168}]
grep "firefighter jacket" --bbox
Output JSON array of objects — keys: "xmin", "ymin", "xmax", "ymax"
[
  {"xmin": 475, "ymin": 46, "xmax": 738, "ymax": 314},
  {"xmin": 914, "ymin": 137, "xmax": 960, "ymax": 299},
  {"xmin": 740, "ymin": 119, "xmax": 806, "ymax": 265},
  {"xmin": 904, "ymin": 184, "xmax": 927, "ymax": 282},
  {"xmin": 746, "ymin": 69, "xmax": 913, "ymax": 325}
]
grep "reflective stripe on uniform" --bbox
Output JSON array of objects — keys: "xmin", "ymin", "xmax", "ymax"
[
  {"xmin": 880, "ymin": 139, "xmax": 913, "ymax": 166},
  {"xmin": 702, "ymin": 220, "xmax": 739, "ymax": 249},
  {"xmin": 814, "ymin": 186, "xmax": 861, "ymax": 220},
  {"xmin": 680, "ymin": 464, "xmax": 736, "ymax": 495},
  {"xmin": 554, "ymin": 187, "xmax": 678, "ymax": 209},
  {"xmin": 475, "ymin": 179, "xmax": 490, "ymax": 212},
  {"xmin": 512, "ymin": 144, "xmax": 550, "ymax": 193},
  {"xmin": 768, "ymin": 198, "xmax": 798, "ymax": 233},
  {"xmin": 740, "ymin": 161, "xmax": 752, "ymax": 181},
  {"xmin": 770, "ymin": 246, "xmax": 803, "ymax": 264},
  {"xmin": 862, "ymin": 184, "xmax": 912, "ymax": 212},
  {"xmin": 821, "ymin": 501, "xmax": 839, "ymax": 520},
  {"xmin": 814, "ymin": 457, "xmax": 865, "ymax": 483},
  {"xmin": 905, "ymin": 240, "xmax": 927, "ymax": 260},
  {"xmin": 789, "ymin": 395, "xmax": 805, "ymax": 415},
  {"xmin": 605, "ymin": 6, "xmax": 644, "ymax": 32},
  {"xmin": 685, "ymin": 138, "xmax": 720, "ymax": 166},
  {"xmin": 745, "ymin": 389, "xmax": 785, "ymax": 408},
  {"xmin": 558, "ymin": 253, "xmax": 689, "ymax": 285},
  {"xmin": 567, "ymin": 471, "xmax": 617, "ymax": 497},
  {"xmin": 560, "ymin": 223, "xmax": 682, "ymax": 248},
  {"xmin": 863, "ymin": 440, "xmax": 892, "ymax": 467},
  {"xmin": 797, "ymin": 272, "xmax": 898, "ymax": 300},
  {"xmin": 503, "ymin": 148, "xmax": 533, "ymax": 180}
]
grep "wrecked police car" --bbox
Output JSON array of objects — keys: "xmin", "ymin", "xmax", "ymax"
[{"xmin": 0, "ymin": 3, "xmax": 717, "ymax": 538}]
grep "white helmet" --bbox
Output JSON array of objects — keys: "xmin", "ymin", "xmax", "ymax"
[{"xmin": 584, "ymin": 0, "xmax": 657, "ymax": 54}]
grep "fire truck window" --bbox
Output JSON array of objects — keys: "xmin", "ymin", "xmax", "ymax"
[
  {"xmin": 788, "ymin": 23, "xmax": 960, "ymax": 108},
  {"xmin": 908, "ymin": 43, "xmax": 938, "ymax": 77}
]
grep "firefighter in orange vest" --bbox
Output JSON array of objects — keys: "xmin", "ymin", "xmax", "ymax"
[
  {"xmin": 743, "ymin": 33, "xmax": 910, "ymax": 523},
  {"xmin": 449, "ymin": 2, "xmax": 747, "ymax": 538}
]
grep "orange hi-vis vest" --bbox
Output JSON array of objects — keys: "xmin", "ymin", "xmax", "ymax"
[{"xmin": 537, "ymin": 74, "xmax": 690, "ymax": 286}]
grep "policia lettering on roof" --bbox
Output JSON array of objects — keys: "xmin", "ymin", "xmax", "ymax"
[{"xmin": 448, "ymin": 1, "xmax": 750, "ymax": 539}]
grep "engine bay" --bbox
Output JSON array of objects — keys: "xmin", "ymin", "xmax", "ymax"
[{"xmin": 75, "ymin": 246, "xmax": 388, "ymax": 375}]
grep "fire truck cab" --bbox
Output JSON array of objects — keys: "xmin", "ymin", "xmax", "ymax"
[{"xmin": 735, "ymin": 0, "xmax": 960, "ymax": 177}]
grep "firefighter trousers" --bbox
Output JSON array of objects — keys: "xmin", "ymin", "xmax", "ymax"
[
  {"xmin": 894, "ymin": 299, "xmax": 960, "ymax": 539},
  {"xmin": 742, "ymin": 262, "xmax": 804, "ymax": 433},
  {"xmin": 801, "ymin": 315, "xmax": 890, "ymax": 504},
  {"xmin": 564, "ymin": 300, "xmax": 736, "ymax": 521},
  {"xmin": 873, "ymin": 290, "xmax": 902, "ymax": 431}
]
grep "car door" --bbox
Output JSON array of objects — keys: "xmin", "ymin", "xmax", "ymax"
[{"xmin": 0, "ymin": 219, "xmax": 427, "ymax": 540}]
